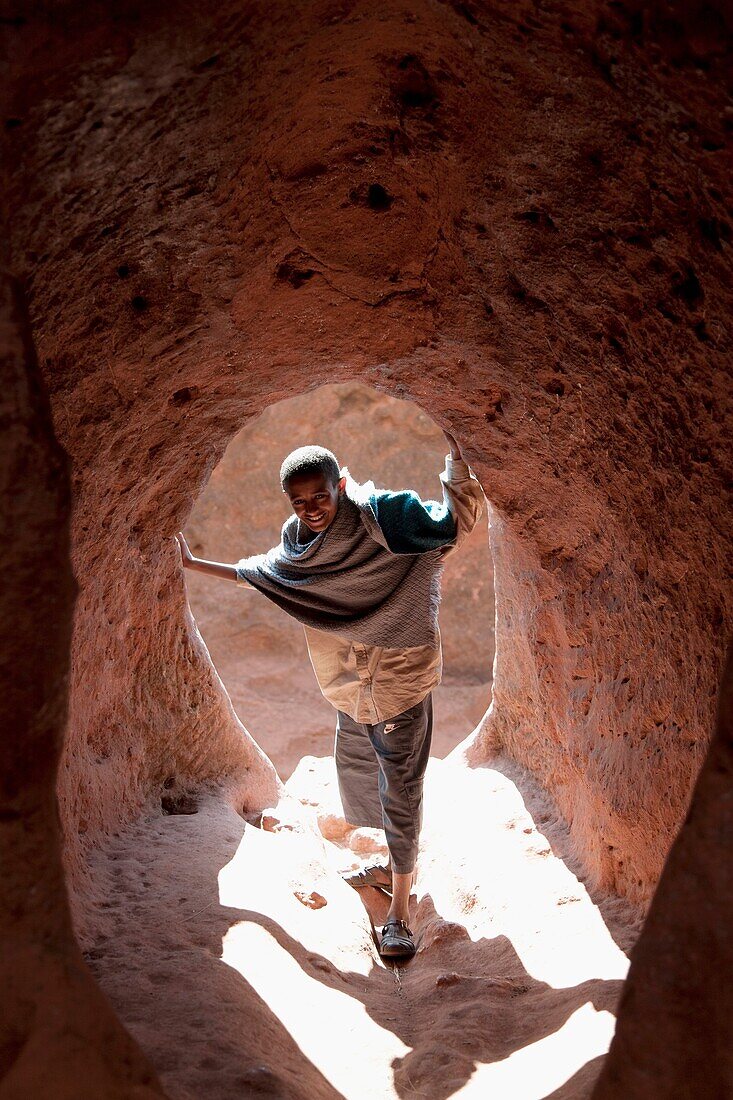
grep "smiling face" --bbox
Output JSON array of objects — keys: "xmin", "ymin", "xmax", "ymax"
[{"xmin": 284, "ymin": 471, "xmax": 346, "ymax": 533}]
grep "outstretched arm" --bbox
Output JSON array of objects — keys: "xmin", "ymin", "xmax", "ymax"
[
  {"xmin": 373, "ymin": 427, "xmax": 482, "ymax": 557},
  {"xmin": 175, "ymin": 532, "xmax": 251, "ymax": 586},
  {"xmin": 371, "ymin": 430, "xmax": 473, "ymax": 553},
  {"xmin": 438, "ymin": 429, "xmax": 484, "ymax": 555}
]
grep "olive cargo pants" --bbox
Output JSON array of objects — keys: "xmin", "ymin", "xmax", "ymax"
[{"xmin": 334, "ymin": 693, "xmax": 433, "ymax": 874}]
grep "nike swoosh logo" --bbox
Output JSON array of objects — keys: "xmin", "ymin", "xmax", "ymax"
[{"xmin": 384, "ymin": 723, "xmax": 397, "ymax": 733}]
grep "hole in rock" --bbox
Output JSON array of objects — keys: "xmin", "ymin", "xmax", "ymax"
[
  {"xmin": 183, "ymin": 381, "xmax": 495, "ymax": 781},
  {"xmin": 161, "ymin": 790, "xmax": 199, "ymax": 816},
  {"xmin": 195, "ymin": 53, "xmax": 220, "ymax": 71},
  {"xmin": 393, "ymin": 54, "xmax": 439, "ymax": 111},
  {"xmin": 169, "ymin": 385, "xmax": 199, "ymax": 406},
  {"xmin": 348, "ymin": 182, "xmax": 395, "ymax": 211},
  {"xmin": 367, "ymin": 183, "xmax": 393, "ymax": 210},
  {"xmin": 275, "ymin": 260, "xmax": 315, "ymax": 288}
]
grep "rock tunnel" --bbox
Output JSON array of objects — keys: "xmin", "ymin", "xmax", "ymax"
[{"xmin": 2, "ymin": 1, "xmax": 732, "ymax": 1097}]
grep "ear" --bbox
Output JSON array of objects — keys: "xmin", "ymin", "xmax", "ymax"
[{"xmin": 338, "ymin": 476, "xmax": 347, "ymax": 493}]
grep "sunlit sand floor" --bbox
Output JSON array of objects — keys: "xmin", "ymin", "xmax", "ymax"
[{"xmin": 86, "ymin": 751, "xmax": 640, "ymax": 1100}]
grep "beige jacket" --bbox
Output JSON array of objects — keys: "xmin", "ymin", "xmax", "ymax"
[{"xmin": 300, "ymin": 456, "xmax": 485, "ymax": 724}]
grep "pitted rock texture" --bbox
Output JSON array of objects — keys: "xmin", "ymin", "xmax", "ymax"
[
  {"xmin": 1, "ymin": 1, "xmax": 732, "ymax": 1096},
  {"xmin": 0, "ymin": 276, "xmax": 166, "ymax": 1099},
  {"xmin": 4, "ymin": 0, "xmax": 729, "ymax": 907},
  {"xmin": 183, "ymin": 381, "xmax": 493, "ymax": 777},
  {"xmin": 594, "ymin": 646, "xmax": 733, "ymax": 1099}
]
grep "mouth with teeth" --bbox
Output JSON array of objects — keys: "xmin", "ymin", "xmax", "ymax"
[{"xmin": 306, "ymin": 512, "xmax": 327, "ymax": 525}]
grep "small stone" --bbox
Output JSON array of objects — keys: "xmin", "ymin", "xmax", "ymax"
[{"xmin": 293, "ymin": 889, "xmax": 327, "ymax": 910}]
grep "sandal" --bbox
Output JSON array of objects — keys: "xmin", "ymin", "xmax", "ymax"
[
  {"xmin": 342, "ymin": 863, "xmax": 393, "ymax": 894},
  {"xmin": 379, "ymin": 918, "xmax": 416, "ymax": 959}
]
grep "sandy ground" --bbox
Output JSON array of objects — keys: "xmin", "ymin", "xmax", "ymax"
[{"xmin": 86, "ymin": 738, "xmax": 640, "ymax": 1100}]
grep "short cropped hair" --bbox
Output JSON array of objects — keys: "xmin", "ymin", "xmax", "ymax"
[{"xmin": 280, "ymin": 445, "xmax": 341, "ymax": 489}]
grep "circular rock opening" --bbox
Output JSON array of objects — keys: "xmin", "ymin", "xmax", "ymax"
[{"xmin": 183, "ymin": 381, "xmax": 495, "ymax": 780}]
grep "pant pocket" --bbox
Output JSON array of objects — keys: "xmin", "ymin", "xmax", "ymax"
[{"xmin": 403, "ymin": 777, "xmax": 424, "ymax": 821}]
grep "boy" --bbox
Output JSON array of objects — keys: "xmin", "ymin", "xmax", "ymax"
[{"xmin": 176, "ymin": 429, "xmax": 483, "ymax": 958}]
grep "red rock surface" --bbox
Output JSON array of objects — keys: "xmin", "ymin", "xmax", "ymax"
[
  {"xmin": 594, "ymin": 646, "xmax": 733, "ymax": 1098},
  {"xmin": 2, "ymin": 0, "xmax": 724, "ymax": 910},
  {"xmin": 0, "ymin": 276, "xmax": 166, "ymax": 1098},
  {"xmin": 1, "ymin": 1, "xmax": 732, "ymax": 1096},
  {"xmin": 183, "ymin": 380, "xmax": 493, "ymax": 777}
]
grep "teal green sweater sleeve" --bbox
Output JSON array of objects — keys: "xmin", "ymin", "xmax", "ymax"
[{"xmin": 371, "ymin": 487, "xmax": 457, "ymax": 554}]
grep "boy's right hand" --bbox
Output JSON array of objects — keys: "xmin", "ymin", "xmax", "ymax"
[
  {"xmin": 174, "ymin": 535, "xmax": 242, "ymax": 585},
  {"xmin": 176, "ymin": 531, "xmax": 194, "ymax": 567}
]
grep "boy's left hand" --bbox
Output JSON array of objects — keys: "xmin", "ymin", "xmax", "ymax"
[{"xmin": 443, "ymin": 429, "xmax": 462, "ymax": 460}]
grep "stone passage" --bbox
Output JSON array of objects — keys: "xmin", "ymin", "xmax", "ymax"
[{"xmin": 1, "ymin": 2, "xmax": 731, "ymax": 1098}]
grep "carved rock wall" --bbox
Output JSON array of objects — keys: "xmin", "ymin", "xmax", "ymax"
[
  {"xmin": 0, "ymin": 276, "xmax": 166, "ymax": 1098},
  {"xmin": 6, "ymin": 0, "xmax": 727, "ymax": 906},
  {"xmin": 2, "ymin": 1, "xmax": 732, "ymax": 1094}
]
